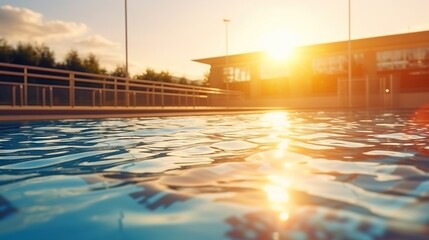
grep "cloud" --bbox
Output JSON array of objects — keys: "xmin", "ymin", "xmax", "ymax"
[
  {"xmin": 0, "ymin": 5, "xmax": 87, "ymax": 42},
  {"xmin": 0, "ymin": 5, "xmax": 124, "ymax": 71},
  {"xmin": 75, "ymin": 35, "xmax": 120, "ymax": 49},
  {"xmin": 70, "ymin": 35, "xmax": 123, "ymax": 70}
]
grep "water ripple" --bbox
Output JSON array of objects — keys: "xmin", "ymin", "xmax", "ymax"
[
  {"xmin": 1, "ymin": 110, "xmax": 429, "ymax": 239},
  {"xmin": 372, "ymin": 133, "xmax": 425, "ymax": 140},
  {"xmin": 0, "ymin": 150, "xmax": 117, "ymax": 170},
  {"xmin": 364, "ymin": 150, "xmax": 415, "ymax": 158},
  {"xmin": 311, "ymin": 139, "xmax": 374, "ymax": 148},
  {"xmin": 211, "ymin": 140, "xmax": 258, "ymax": 151}
]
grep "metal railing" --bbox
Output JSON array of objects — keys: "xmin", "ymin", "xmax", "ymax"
[{"xmin": 0, "ymin": 62, "xmax": 243, "ymax": 108}]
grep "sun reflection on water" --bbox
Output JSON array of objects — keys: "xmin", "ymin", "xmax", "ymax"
[
  {"xmin": 275, "ymin": 139, "xmax": 290, "ymax": 158},
  {"xmin": 265, "ymin": 175, "xmax": 291, "ymax": 223},
  {"xmin": 260, "ymin": 112, "xmax": 296, "ymax": 239},
  {"xmin": 264, "ymin": 174, "xmax": 292, "ymax": 240},
  {"xmin": 261, "ymin": 112, "xmax": 292, "ymax": 158},
  {"xmin": 260, "ymin": 112, "xmax": 290, "ymax": 131},
  {"xmin": 3, "ymin": 110, "xmax": 429, "ymax": 239},
  {"xmin": 260, "ymin": 112, "xmax": 294, "ymax": 223}
]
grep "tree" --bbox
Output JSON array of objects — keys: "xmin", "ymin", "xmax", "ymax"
[
  {"xmin": 202, "ymin": 70, "xmax": 210, "ymax": 86},
  {"xmin": 159, "ymin": 71, "xmax": 172, "ymax": 82},
  {"xmin": 35, "ymin": 44, "xmax": 55, "ymax": 68},
  {"xmin": 63, "ymin": 50, "xmax": 84, "ymax": 72},
  {"xmin": 135, "ymin": 68, "xmax": 158, "ymax": 81},
  {"xmin": 0, "ymin": 40, "xmax": 55, "ymax": 68},
  {"xmin": 134, "ymin": 68, "xmax": 173, "ymax": 82},
  {"xmin": 0, "ymin": 39, "xmax": 13, "ymax": 63},
  {"xmin": 179, "ymin": 76, "xmax": 188, "ymax": 85},
  {"xmin": 110, "ymin": 65, "xmax": 127, "ymax": 77},
  {"xmin": 83, "ymin": 53, "xmax": 102, "ymax": 74},
  {"xmin": 11, "ymin": 42, "xmax": 38, "ymax": 66}
]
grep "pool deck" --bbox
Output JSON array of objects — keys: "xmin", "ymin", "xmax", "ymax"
[{"xmin": 0, "ymin": 106, "xmax": 288, "ymax": 121}]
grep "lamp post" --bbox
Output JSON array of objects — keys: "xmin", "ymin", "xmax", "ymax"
[
  {"xmin": 347, "ymin": 0, "xmax": 352, "ymax": 108},
  {"xmin": 223, "ymin": 18, "xmax": 230, "ymax": 106},
  {"xmin": 124, "ymin": 0, "xmax": 129, "ymax": 106},
  {"xmin": 125, "ymin": 0, "xmax": 129, "ymax": 78}
]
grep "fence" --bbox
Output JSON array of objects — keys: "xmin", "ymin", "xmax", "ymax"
[{"xmin": 0, "ymin": 62, "xmax": 243, "ymax": 108}]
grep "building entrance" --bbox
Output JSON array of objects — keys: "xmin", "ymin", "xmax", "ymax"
[{"xmin": 378, "ymin": 74, "xmax": 397, "ymax": 108}]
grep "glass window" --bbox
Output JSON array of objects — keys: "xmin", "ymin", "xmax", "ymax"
[
  {"xmin": 377, "ymin": 47, "xmax": 429, "ymax": 70},
  {"xmin": 223, "ymin": 65, "xmax": 251, "ymax": 83},
  {"xmin": 312, "ymin": 55, "xmax": 347, "ymax": 74},
  {"xmin": 312, "ymin": 53, "xmax": 363, "ymax": 75}
]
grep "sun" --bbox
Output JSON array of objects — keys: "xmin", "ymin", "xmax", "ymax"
[{"xmin": 262, "ymin": 30, "xmax": 298, "ymax": 61}]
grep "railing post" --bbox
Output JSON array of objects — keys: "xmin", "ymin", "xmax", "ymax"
[
  {"xmin": 99, "ymin": 89, "xmax": 102, "ymax": 107},
  {"xmin": 152, "ymin": 87, "xmax": 155, "ymax": 106},
  {"xmin": 145, "ymin": 89, "xmax": 149, "ymax": 106},
  {"xmin": 49, "ymin": 86, "xmax": 53, "ymax": 107},
  {"xmin": 207, "ymin": 93, "xmax": 211, "ymax": 107},
  {"xmin": 114, "ymin": 79, "xmax": 118, "ymax": 107},
  {"xmin": 177, "ymin": 92, "xmax": 182, "ymax": 107},
  {"xmin": 70, "ymin": 73, "xmax": 75, "ymax": 107},
  {"xmin": 19, "ymin": 85, "xmax": 24, "ymax": 106},
  {"xmin": 161, "ymin": 83, "xmax": 164, "ymax": 108},
  {"xmin": 23, "ymin": 67, "xmax": 28, "ymax": 105},
  {"xmin": 125, "ymin": 78, "xmax": 130, "ymax": 107},
  {"xmin": 133, "ymin": 92, "xmax": 136, "ymax": 107},
  {"xmin": 193, "ymin": 89, "xmax": 196, "ymax": 108},
  {"xmin": 102, "ymin": 78, "xmax": 106, "ymax": 105},
  {"xmin": 42, "ymin": 87, "xmax": 46, "ymax": 107},
  {"xmin": 172, "ymin": 94, "xmax": 175, "ymax": 107}
]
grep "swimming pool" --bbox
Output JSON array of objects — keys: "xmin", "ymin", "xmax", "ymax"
[{"xmin": 1, "ymin": 110, "xmax": 429, "ymax": 239}]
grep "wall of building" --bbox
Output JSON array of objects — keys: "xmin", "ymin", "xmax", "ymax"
[{"xmin": 196, "ymin": 31, "xmax": 429, "ymax": 109}]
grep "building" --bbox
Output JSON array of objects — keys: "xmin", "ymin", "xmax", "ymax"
[{"xmin": 193, "ymin": 31, "xmax": 429, "ymax": 108}]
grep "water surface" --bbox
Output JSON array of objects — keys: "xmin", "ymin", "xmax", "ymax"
[{"xmin": 1, "ymin": 110, "xmax": 429, "ymax": 239}]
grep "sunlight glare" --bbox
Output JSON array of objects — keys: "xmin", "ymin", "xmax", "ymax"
[
  {"xmin": 275, "ymin": 139, "xmax": 290, "ymax": 158},
  {"xmin": 268, "ymin": 175, "xmax": 291, "ymax": 187},
  {"xmin": 263, "ymin": 30, "xmax": 297, "ymax": 61},
  {"xmin": 265, "ymin": 174, "xmax": 291, "ymax": 222},
  {"xmin": 264, "ymin": 184, "xmax": 289, "ymax": 203},
  {"xmin": 279, "ymin": 212, "xmax": 289, "ymax": 221},
  {"xmin": 260, "ymin": 112, "xmax": 290, "ymax": 130}
]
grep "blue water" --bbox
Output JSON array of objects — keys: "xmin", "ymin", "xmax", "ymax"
[{"xmin": 1, "ymin": 110, "xmax": 429, "ymax": 239}]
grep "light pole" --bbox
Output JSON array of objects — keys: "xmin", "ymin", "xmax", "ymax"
[
  {"xmin": 347, "ymin": 0, "xmax": 352, "ymax": 107},
  {"xmin": 223, "ymin": 18, "xmax": 230, "ymax": 106},
  {"xmin": 125, "ymin": 0, "xmax": 129, "ymax": 78},
  {"xmin": 223, "ymin": 19, "xmax": 230, "ymax": 90},
  {"xmin": 124, "ymin": 0, "xmax": 129, "ymax": 106}
]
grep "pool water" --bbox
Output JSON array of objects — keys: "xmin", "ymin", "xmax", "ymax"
[{"xmin": 1, "ymin": 110, "xmax": 429, "ymax": 240}]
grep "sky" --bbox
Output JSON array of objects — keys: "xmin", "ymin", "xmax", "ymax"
[{"xmin": 0, "ymin": 0, "xmax": 429, "ymax": 80}]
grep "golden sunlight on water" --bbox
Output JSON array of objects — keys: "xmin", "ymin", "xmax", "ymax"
[
  {"xmin": 265, "ymin": 175, "xmax": 291, "ymax": 221},
  {"xmin": 261, "ymin": 112, "xmax": 291, "ymax": 145},
  {"xmin": 260, "ymin": 111, "xmax": 294, "ymax": 171},
  {"xmin": 265, "ymin": 174, "xmax": 292, "ymax": 240},
  {"xmin": 261, "ymin": 112, "xmax": 295, "ymax": 239},
  {"xmin": 275, "ymin": 139, "xmax": 290, "ymax": 158},
  {"xmin": 260, "ymin": 112, "xmax": 290, "ymax": 131},
  {"xmin": 261, "ymin": 112, "xmax": 293, "ymax": 222},
  {"xmin": 3, "ymin": 111, "xmax": 429, "ymax": 239}
]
